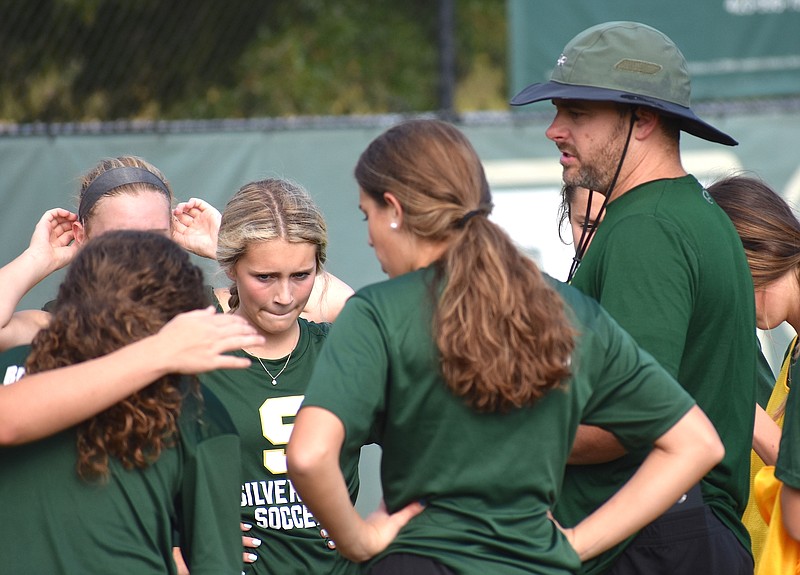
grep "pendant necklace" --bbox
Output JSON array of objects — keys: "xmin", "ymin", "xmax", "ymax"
[{"xmin": 250, "ymin": 350, "xmax": 292, "ymax": 386}]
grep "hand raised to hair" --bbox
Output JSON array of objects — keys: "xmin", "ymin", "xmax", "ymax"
[
  {"xmin": 172, "ymin": 198, "xmax": 221, "ymax": 259},
  {"xmin": 154, "ymin": 307, "xmax": 264, "ymax": 373},
  {"xmin": 25, "ymin": 208, "xmax": 79, "ymax": 275}
]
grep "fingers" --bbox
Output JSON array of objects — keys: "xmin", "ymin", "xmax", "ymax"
[
  {"xmin": 171, "ymin": 199, "xmax": 221, "ymax": 259},
  {"xmin": 215, "ymin": 330, "xmax": 266, "ymax": 355},
  {"xmin": 53, "ymin": 228, "xmax": 76, "ymax": 247},
  {"xmin": 174, "ymin": 198, "xmax": 207, "ymax": 214},
  {"xmin": 42, "ymin": 209, "xmax": 77, "ymax": 235},
  {"xmin": 172, "ymin": 200, "xmax": 204, "ymax": 229},
  {"xmin": 173, "ymin": 306, "xmax": 218, "ymax": 322},
  {"xmin": 172, "ymin": 547, "xmax": 190, "ymax": 575},
  {"xmin": 34, "ymin": 209, "xmax": 77, "ymax": 240},
  {"xmin": 204, "ymin": 312, "xmax": 265, "ymax": 348},
  {"xmin": 211, "ymin": 354, "xmax": 255, "ymax": 370},
  {"xmin": 172, "ymin": 210, "xmax": 194, "ymax": 228},
  {"xmin": 180, "ymin": 308, "xmax": 254, "ymax": 336},
  {"xmin": 159, "ymin": 308, "xmax": 264, "ymax": 358},
  {"xmin": 547, "ymin": 509, "xmax": 565, "ymax": 532},
  {"xmin": 390, "ymin": 500, "xmax": 425, "ymax": 528},
  {"xmin": 26, "ymin": 209, "xmax": 79, "ymax": 272},
  {"xmin": 240, "ymin": 523, "xmax": 260, "ymax": 564},
  {"xmin": 152, "ymin": 308, "xmax": 264, "ymax": 375},
  {"xmin": 41, "ymin": 207, "xmax": 77, "ymax": 224},
  {"xmin": 173, "ymin": 198, "xmax": 220, "ymax": 222},
  {"xmin": 320, "ymin": 528, "xmax": 337, "ymax": 550},
  {"xmin": 357, "ymin": 498, "xmax": 426, "ymax": 560},
  {"xmin": 547, "ymin": 511, "xmax": 577, "ymax": 548}
]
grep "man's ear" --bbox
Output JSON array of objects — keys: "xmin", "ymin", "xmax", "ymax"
[{"xmin": 632, "ymin": 106, "xmax": 659, "ymax": 140}]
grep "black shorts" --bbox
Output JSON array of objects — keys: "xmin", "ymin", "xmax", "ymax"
[
  {"xmin": 368, "ymin": 553, "xmax": 457, "ymax": 575},
  {"xmin": 607, "ymin": 504, "xmax": 753, "ymax": 575}
]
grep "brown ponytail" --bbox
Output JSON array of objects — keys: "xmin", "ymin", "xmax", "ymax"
[{"xmin": 356, "ymin": 119, "xmax": 576, "ymax": 412}]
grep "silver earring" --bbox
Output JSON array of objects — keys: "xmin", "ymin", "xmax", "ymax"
[{"xmin": 390, "ymin": 222, "xmax": 398, "ymax": 229}]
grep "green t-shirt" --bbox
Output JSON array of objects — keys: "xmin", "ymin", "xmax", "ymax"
[
  {"xmin": 564, "ymin": 175, "xmax": 757, "ymax": 573},
  {"xmin": 776, "ymin": 344, "xmax": 799, "ymax": 488},
  {"xmin": 302, "ymin": 267, "xmax": 695, "ymax": 575},
  {"xmin": 0, "ymin": 373, "xmax": 243, "ymax": 575},
  {"xmin": 0, "ymin": 344, "xmax": 30, "ymax": 384},
  {"xmin": 756, "ymin": 342, "xmax": 776, "ymax": 409},
  {"xmin": 200, "ymin": 318, "xmax": 359, "ymax": 575}
]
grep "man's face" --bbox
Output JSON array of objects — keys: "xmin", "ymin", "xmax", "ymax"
[{"xmin": 545, "ymin": 99, "xmax": 630, "ymax": 194}]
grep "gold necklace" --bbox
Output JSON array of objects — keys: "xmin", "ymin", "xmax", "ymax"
[{"xmin": 249, "ymin": 350, "xmax": 292, "ymax": 386}]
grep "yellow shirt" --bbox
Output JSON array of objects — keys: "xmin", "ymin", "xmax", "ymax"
[{"xmin": 744, "ymin": 336, "xmax": 794, "ymax": 570}]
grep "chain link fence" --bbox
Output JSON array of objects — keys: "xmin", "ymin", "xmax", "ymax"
[
  {"xmin": 1, "ymin": 1, "xmax": 797, "ymax": 135},
  {"xmin": 0, "ymin": 0, "xmax": 275, "ymax": 123}
]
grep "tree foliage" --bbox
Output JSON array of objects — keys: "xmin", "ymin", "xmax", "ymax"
[{"xmin": 0, "ymin": 0, "xmax": 507, "ymax": 122}]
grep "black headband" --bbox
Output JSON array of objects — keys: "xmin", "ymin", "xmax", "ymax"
[{"xmin": 79, "ymin": 166, "xmax": 170, "ymax": 222}]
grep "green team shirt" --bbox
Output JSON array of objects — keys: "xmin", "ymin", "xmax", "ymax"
[
  {"xmin": 0, "ymin": 344, "xmax": 30, "ymax": 384},
  {"xmin": 201, "ymin": 318, "xmax": 359, "ymax": 575},
  {"xmin": 564, "ymin": 175, "xmax": 757, "ymax": 574},
  {"xmin": 776, "ymin": 344, "xmax": 799, "ymax": 488},
  {"xmin": 0, "ymin": 368, "xmax": 243, "ymax": 575},
  {"xmin": 756, "ymin": 342, "xmax": 776, "ymax": 409},
  {"xmin": 301, "ymin": 267, "xmax": 695, "ymax": 575}
]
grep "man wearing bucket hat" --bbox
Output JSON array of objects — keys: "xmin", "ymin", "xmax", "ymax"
[{"xmin": 512, "ymin": 22, "xmax": 756, "ymax": 575}]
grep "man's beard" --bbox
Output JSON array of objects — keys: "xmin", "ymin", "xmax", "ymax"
[{"xmin": 566, "ymin": 118, "xmax": 629, "ymax": 194}]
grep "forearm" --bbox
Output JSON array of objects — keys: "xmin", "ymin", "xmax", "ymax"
[
  {"xmin": 287, "ymin": 408, "xmax": 368, "ymax": 561},
  {"xmin": 570, "ymin": 446, "xmax": 688, "ymax": 559},
  {"xmin": 753, "ymin": 403, "xmax": 781, "ymax": 466},
  {"xmin": 0, "ymin": 250, "xmax": 57, "ymax": 329},
  {"xmin": 302, "ymin": 272, "xmax": 355, "ymax": 323},
  {"xmin": 0, "ymin": 310, "xmax": 52, "ymax": 352},
  {"xmin": 0, "ymin": 334, "xmax": 176, "ymax": 445},
  {"xmin": 569, "ymin": 407, "xmax": 723, "ymax": 560},
  {"xmin": 290, "ymin": 453, "xmax": 369, "ymax": 561},
  {"xmin": 0, "ymin": 208, "xmax": 77, "ymax": 346},
  {"xmin": 0, "ymin": 308, "xmax": 262, "ymax": 445},
  {"xmin": 568, "ymin": 424, "xmax": 627, "ymax": 464}
]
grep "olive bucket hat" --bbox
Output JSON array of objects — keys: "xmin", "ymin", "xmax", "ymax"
[{"xmin": 511, "ymin": 21, "xmax": 737, "ymax": 146}]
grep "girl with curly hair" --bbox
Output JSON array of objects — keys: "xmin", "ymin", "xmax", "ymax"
[{"xmin": 0, "ymin": 230, "xmax": 244, "ymax": 574}]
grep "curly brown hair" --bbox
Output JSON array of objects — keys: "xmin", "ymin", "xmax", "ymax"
[
  {"xmin": 355, "ymin": 119, "xmax": 576, "ymax": 412},
  {"xmin": 25, "ymin": 230, "xmax": 208, "ymax": 481}
]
